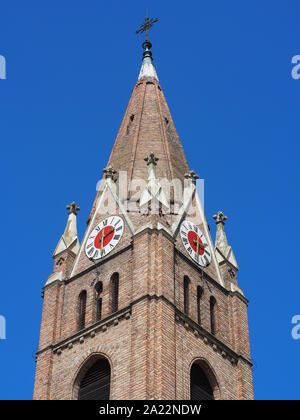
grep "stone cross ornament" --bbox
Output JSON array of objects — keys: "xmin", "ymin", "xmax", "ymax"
[
  {"xmin": 144, "ymin": 151, "xmax": 159, "ymax": 166},
  {"xmin": 103, "ymin": 165, "xmax": 117, "ymax": 180},
  {"xmin": 213, "ymin": 211, "xmax": 228, "ymax": 224},
  {"xmin": 66, "ymin": 201, "xmax": 80, "ymax": 215}
]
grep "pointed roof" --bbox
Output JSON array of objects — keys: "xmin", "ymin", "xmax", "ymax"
[
  {"xmin": 213, "ymin": 211, "xmax": 238, "ymax": 270},
  {"xmin": 88, "ymin": 38, "xmax": 190, "ymax": 220},
  {"xmin": 53, "ymin": 202, "xmax": 80, "ymax": 257},
  {"xmin": 107, "ymin": 40, "xmax": 189, "ymax": 185}
]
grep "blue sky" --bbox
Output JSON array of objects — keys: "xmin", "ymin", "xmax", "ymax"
[{"xmin": 0, "ymin": 0, "xmax": 299, "ymax": 400}]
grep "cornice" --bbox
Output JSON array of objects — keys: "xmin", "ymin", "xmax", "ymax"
[{"xmin": 36, "ymin": 293, "xmax": 251, "ymax": 369}]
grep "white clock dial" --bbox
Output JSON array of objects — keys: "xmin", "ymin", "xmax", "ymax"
[
  {"xmin": 180, "ymin": 220, "xmax": 211, "ymax": 267},
  {"xmin": 85, "ymin": 216, "xmax": 124, "ymax": 260}
]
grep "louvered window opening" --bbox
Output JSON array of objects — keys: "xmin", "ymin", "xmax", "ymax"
[
  {"xmin": 111, "ymin": 274, "xmax": 119, "ymax": 313},
  {"xmin": 78, "ymin": 291, "xmax": 87, "ymax": 330},
  {"xmin": 95, "ymin": 282, "xmax": 103, "ymax": 321},
  {"xmin": 197, "ymin": 286, "xmax": 203, "ymax": 325},
  {"xmin": 78, "ymin": 359, "xmax": 110, "ymax": 400},
  {"xmin": 183, "ymin": 277, "xmax": 190, "ymax": 315},
  {"xmin": 190, "ymin": 364, "xmax": 214, "ymax": 400},
  {"xmin": 210, "ymin": 297, "xmax": 216, "ymax": 335}
]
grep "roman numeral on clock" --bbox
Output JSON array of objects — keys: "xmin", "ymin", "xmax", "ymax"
[{"xmin": 88, "ymin": 247, "xmax": 95, "ymax": 256}]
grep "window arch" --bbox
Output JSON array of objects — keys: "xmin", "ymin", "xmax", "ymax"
[
  {"xmin": 183, "ymin": 276, "xmax": 190, "ymax": 316},
  {"xmin": 190, "ymin": 362, "xmax": 215, "ymax": 400},
  {"xmin": 95, "ymin": 282, "xmax": 103, "ymax": 321},
  {"xmin": 77, "ymin": 358, "xmax": 111, "ymax": 400},
  {"xmin": 78, "ymin": 290, "xmax": 87, "ymax": 331},
  {"xmin": 111, "ymin": 273, "xmax": 119, "ymax": 313},
  {"xmin": 210, "ymin": 296, "xmax": 217, "ymax": 335},
  {"xmin": 197, "ymin": 286, "xmax": 203, "ymax": 325}
]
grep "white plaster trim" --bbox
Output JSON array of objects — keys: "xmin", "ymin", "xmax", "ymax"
[
  {"xmin": 45, "ymin": 271, "xmax": 63, "ymax": 286},
  {"xmin": 53, "ymin": 212, "xmax": 80, "ymax": 257},
  {"xmin": 171, "ymin": 183, "xmax": 196, "ymax": 235},
  {"xmin": 215, "ymin": 246, "xmax": 239, "ymax": 270},
  {"xmin": 138, "ymin": 61, "xmax": 158, "ymax": 81},
  {"xmin": 194, "ymin": 191, "xmax": 225, "ymax": 288},
  {"xmin": 70, "ymin": 183, "xmax": 110, "ymax": 277},
  {"xmin": 70, "ymin": 180, "xmax": 135, "ymax": 277},
  {"xmin": 133, "ymin": 221, "xmax": 173, "ymax": 239},
  {"xmin": 106, "ymin": 179, "xmax": 135, "ymax": 235},
  {"xmin": 171, "ymin": 182, "xmax": 225, "ymax": 288},
  {"xmin": 230, "ymin": 282, "xmax": 245, "ymax": 296},
  {"xmin": 156, "ymin": 222, "xmax": 173, "ymax": 237},
  {"xmin": 134, "ymin": 222, "xmax": 154, "ymax": 236}
]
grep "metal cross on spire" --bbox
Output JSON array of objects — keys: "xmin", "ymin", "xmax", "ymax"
[{"xmin": 136, "ymin": 15, "xmax": 159, "ymax": 41}]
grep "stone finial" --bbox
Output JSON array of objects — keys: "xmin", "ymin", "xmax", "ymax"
[
  {"xmin": 184, "ymin": 170, "xmax": 199, "ymax": 184},
  {"xmin": 140, "ymin": 151, "xmax": 169, "ymax": 213},
  {"xmin": 213, "ymin": 211, "xmax": 238, "ymax": 270},
  {"xmin": 213, "ymin": 211, "xmax": 227, "ymax": 225},
  {"xmin": 66, "ymin": 201, "xmax": 80, "ymax": 216},
  {"xmin": 103, "ymin": 165, "xmax": 117, "ymax": 179},
  {"xmin": 144, "ymin": 152, "xmax": 159, "ymax": 166},
  {"xmin": 53, "ymin": 203, "xmax": 80, "ymax": 258}
]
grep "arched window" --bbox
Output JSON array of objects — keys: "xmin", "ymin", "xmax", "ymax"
[
  {"xmin": 95, "ymin": 282, "xmax": 103, "ymax": 321},
  {"xmin": 210, "ymin": 296, "xmax": 217, "ymax": 335},
  {"xmin": 78, "ymin": 358, "xmax": 111, "ymax": 400},
  {"xmin": 190, "ymin": 362, "xmax": 214, "ymax": 400},
  {"xmin": 197, "ymin": 286, "xmax": 203, "ymax": 325},
  {"xmin": 183, "ymin": 276, "xmax": 190, "ymax": 315},
  {"xmin": 111, "ymin": 273, "xmax": 119, "ymax": 313},
  {"xmin": 78, "ymin": 291, "xmax": 87, "ymax": 331}
]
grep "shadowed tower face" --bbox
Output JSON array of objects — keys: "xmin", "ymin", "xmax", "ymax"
[{"xmin": 33, "ymin": 19, "xmax": 254, "ymax": 400}]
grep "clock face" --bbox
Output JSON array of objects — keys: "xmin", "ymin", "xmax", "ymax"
[
  {"xmin": 85, "ymin": 216, "xmax": 124, "ymax": 260},
  {"xmin": 180, "ymin": 220, "xmax": 211, "ymax": 267}
]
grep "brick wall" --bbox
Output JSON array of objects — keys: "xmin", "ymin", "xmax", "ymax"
[{"xmin": 34, "ymin": 227, "xmax": 253, "ymax": 400}]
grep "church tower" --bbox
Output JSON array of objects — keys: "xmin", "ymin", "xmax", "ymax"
[{"xmin": 33, "ymin": 20, "xmax": 254, "ymax": 400}]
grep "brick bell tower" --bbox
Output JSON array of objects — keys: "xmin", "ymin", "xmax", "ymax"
[{"xmin": 33, "ymin": 19, "xmax": 254, "ymax": 400}]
